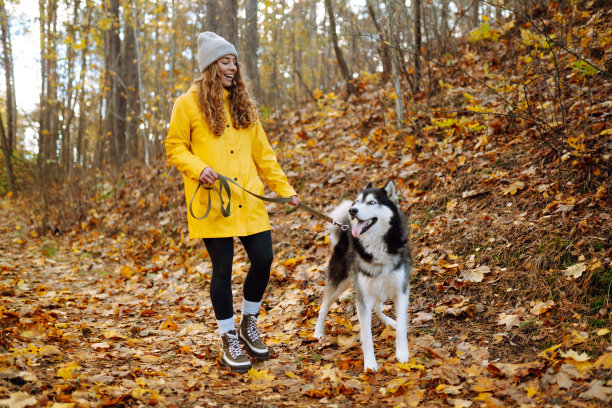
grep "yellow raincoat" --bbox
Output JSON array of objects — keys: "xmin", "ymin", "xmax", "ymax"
[{"xmin": 165, "ymin": 86, "xmax": 296, "ymax": 239}]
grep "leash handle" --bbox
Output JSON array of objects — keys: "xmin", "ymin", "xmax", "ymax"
[{"xmin": 188, "ymin": 173, "xmax": 349, "ymax": 230}]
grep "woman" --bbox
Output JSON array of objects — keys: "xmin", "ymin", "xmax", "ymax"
[{"xmin": 165, "ymin": 32, "xmax": 299, "ymax": 373}]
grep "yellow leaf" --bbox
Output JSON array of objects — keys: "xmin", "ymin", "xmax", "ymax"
[
  {"xmin": 530, "ymin": 300, "xmax": 555, "ymax": 315},
  {"xmin": 463, "ymin": 92, "xmax": 475, "ymax": 103},
  {"xmin": 285, "ymin": 371, "xmax": 298, "ymax": 379},
  {"xmin": 159, "ymin": 316, "xmax": 178, "ymax": 331},
  {"xmin": 248, "ymin": 368, "xmax": 275, "ymax": 383},
  {"xmin": 51, "ymin": 403, "xmax": 76, "ymax": 408},
  {"xmin": 593, "ymin": 353, "xmax": 612, "ymax": 370},
  {"xmin": 120, "ymin": 265, "xmax": 134, "ymax": 278},
  {"xmin": 103, "ymin": 329, "xmax": 128, "ymax": 339},
  {"xmin": 596, "ymin": 328, "xmax": 610, "ymax": 336},
  {"xmin": 446, "ymin": 199, "xmax": 458, "ymax": 212},
  {"xmin": 397, "ymin": 359, "xmax": 426, "ymax": 371},
  {"xmin": 57, "ymin": 361, "xmax": 80, "ymax": 379},
  {"xmin": 313, "ymin": 89, "xmax": 323, "ymax": 99},
  {"xmin": 502, "ymin": 181, "xmax": 525, "ymax": 195},
  {"xmin": 599, "ymin": 128, "xmax": 612, "ymax": 135},
  {"xmin": 178, "ymin": 345, "xmax": 192, "ymax": 354},
  {"xmin": 538, "ymin": 344, "xmax": 562, "ymax": 360}
]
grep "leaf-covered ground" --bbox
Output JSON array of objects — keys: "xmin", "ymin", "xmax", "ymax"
[{"xmin": 1, "ymin": 4, "xmax": 611, "ymax": 407}]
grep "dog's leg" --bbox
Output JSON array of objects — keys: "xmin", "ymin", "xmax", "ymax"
[
  {"xmin": 314, "ymin": 279, "xmax": 349, "ymax": 339},
  {"xmin": 356, "ymin": 296, "xmax": 378, "ymax": 372},
  {"xmin": 375, "ymin": 302, "xmax": 396, "ymax": 329},
  {"xmin": 394, "ymin": 289, "xmax": 410, "ymax": 363}
]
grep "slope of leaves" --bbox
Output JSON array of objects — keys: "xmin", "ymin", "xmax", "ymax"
[{"xmin": 1, "ymin": 4, "xmax": 611, "ymax": 407}]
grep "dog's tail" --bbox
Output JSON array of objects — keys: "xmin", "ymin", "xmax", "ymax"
[{"xmin": 326, "ymin": 200, "xmax": 352, "ymax": 246}]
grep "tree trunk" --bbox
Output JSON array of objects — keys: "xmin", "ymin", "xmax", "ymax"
[
  {"xmin": 104, "ymin": 0, "xmax": 125, "ymax": 165},
  {"xmin": 245, "ymin": 0, "xmax": 260, "ymax": 101},
  {"xmin": 324, "ymin": 0, "xmax": 352, "ymax": 95},
  {"xmin": 76, "ymin": 1, "xmax": 93, "ymax": 169},
  {"xmin": 0, "ymin": 0, "xmax": 16, "ymax": 153},
  {"xmin": 219, "ymin": 0, "xmax": 237, "ymax": 45},
  {"xmin": 122, "ymin": 1, "xmax": 140, "ymax": 161},
  {"xmin": 472, "ymin": 0, "xmax": 480, "ymax": 28},
  {"xmin": 0, "ymin": 111, "xmax": 16, "ymax": 194},
  {"xmin": 206, "ymin": 0, "xmax": 219, "ymax": 33},
  {"xmin": 38, "ymin": 0, "xmax": 59, "ymax": 177},
  {"xmin": 385, "ymin": 0, "xmax": 404, "ymax": 126},
  {"xmin": 366, "ymin": 0, "xmax": 392, "ymax": 81},
  {"xmin": 414, "ymin": 0, "xmax": 422, "ymax": 92}
]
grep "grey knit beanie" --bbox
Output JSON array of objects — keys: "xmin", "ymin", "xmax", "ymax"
[{"xmin": 197, "ymin": 32, "xmax": 238, "ymax": 73}]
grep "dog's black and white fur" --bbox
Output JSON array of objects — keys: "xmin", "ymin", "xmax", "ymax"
[{"xmin": 314, "ymin": 181, "xmax": 412, "ymax": 372}]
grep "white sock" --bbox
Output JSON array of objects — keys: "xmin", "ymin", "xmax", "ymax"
[
  {"xmin": 217, "ymin": 317, "xmax": 235, "ymax": 336},
  {"xmin": 242, "ymin": 299, "xmax": 261, "ymax": 317}
]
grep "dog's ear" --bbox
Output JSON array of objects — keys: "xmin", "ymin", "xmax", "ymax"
[
  {"xmin": 384, "ymin": 181, "xmax": 399, "ymax": 202},
  {"xmin": 365, "ymin": 182, "xmax": 373, "ymax": 190}
]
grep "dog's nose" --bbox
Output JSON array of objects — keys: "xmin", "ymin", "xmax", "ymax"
[{"xmin": 349, "ymin": 207, "xmax": 358, "ymax": 216}]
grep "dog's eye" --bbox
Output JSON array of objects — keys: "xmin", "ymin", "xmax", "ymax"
[{"xmin": 368, "ymin": 200, "xmax": 377, "ymax": 205}]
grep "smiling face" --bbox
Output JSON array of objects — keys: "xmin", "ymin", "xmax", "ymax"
[{"xmin": 216, "ymin": 55, "xmax": 237, "ymax": 88}]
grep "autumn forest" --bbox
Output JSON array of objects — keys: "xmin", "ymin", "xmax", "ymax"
[{"xmin": 0, "ymin": 0, "xmax": 611, "ymax": 406}]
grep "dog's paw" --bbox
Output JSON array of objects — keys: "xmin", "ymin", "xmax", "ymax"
[
  {"xmin": 396, "ymin": 348, "xmax": 410, "ymax": 363},
  {"xmin": 363, "ymin": 358, "xmax": 379, "ymax": 373},
  {"xmin": 313, "ymin": 329, "xmax": 324, "ymax": 340}
]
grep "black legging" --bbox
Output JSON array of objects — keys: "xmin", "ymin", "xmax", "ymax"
[{"xmin": 203, "ymin": 230, "xmax": 273, "ymax": 320}]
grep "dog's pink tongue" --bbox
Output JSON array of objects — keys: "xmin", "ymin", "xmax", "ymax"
[{"xmin": 352, "ymin": 221, "xmax": 365, "ymax": 238}]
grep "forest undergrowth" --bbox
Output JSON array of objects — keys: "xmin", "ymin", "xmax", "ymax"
[{"xmin": 0, "ymin": 2, "xmax": 610, "ymax": 407}]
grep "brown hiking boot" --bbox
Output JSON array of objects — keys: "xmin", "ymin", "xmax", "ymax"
[
  {"xmin": 238, "ymin": 314, "xmax": 269, "ymax": 360},
  {"xmin": 221, "ymin": 330, "xmax": 251, "ymax": 373}
]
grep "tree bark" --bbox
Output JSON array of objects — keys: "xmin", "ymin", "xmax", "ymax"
[
  {"xmin": 472, "ymin": 0, "xmax": 480, "ymax": 28},
  {"xmin": 219, "ymin": 0, "xmax": 237, "ymax": 45},
  {"xmin": 245, "ymin": 0, "xmax": 260, "ymax": 101},
  {"xmin": 414, "ymin": 0, "xmax": 422, "ymax": 92},
  {"xmin": 104, "ymin": 0, "xmax": 125, "ymax": 165},
  {"xmin": 366, "ymin": 0, "xmax": 392, "ymax": 80},
  {"xmin": 38, "ymin": 0, "xmax": 59, "ymax": 177},
  {"xmin": 122, "ymin": 1, "xmax": 140, "ymax": 161},
  {"xmin": 385, "ymin": 0, "xmax": 404, "ymax": 126},
  {"xmin": 324, "ymin": 0, "xmax": 353, "ymax": 95},
  {"xmin": 0, "ymin": 0, "xmax": 16, "ymax": 153},
  {"xmin": 206, "ymin": 0, "xmax": 219, "ymax": 33},
  {"xmin": 0, "ymin": 113, "xmax": 16, "ymax": 194}
]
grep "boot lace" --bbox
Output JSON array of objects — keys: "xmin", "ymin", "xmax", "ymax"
[
  {"xmin": 225, "ymin": 331, "xmax": 243, "ymax": 358},
  {"xmin": 246, "ymin": 315, "xmax": 261, "ymax": 342}
]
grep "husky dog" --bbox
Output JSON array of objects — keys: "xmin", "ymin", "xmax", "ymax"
[{"xmin": 314, "ymin": 181, "xmax": 412, "ymax": 372}]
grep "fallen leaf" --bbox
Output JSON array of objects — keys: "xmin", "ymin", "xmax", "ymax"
[
  {"xmin": 91, "ymin": 342, "xmax": 111, "ymax": 351},
  {"xmin": 502, "ymin": 181, "xmax": 525, "ymax": 195},
  {"xmin": 159, "ymin": 316, "xmax": 178, "ymax": 331},
  {"xmin": 0, "ymin": 392, "xmax": 37, "ymax": 408},
  {"xmin": 57, "ymin": 361, "xmax": 81, "ymax": 379},
  {"xmin": 460, "ymin": 265, "xmax": 490, "ymax": 282},
  {"xmin": 497, "ymin": 313, "xmax": 520, "ymax": 329},
  {"xmin": 578, "ymin": 380, "xmax": 612, "ymax": 402},
  {"xmin": 412, "ymin": 311, "xmax": 434, "ymax": 325},
  {"xmin": 564, "ymin": 263, "xmax": 586, "ymax": 279},
  {"xmin": 530, "ymin": 300, "xmax": 555, "ymax": 315}
]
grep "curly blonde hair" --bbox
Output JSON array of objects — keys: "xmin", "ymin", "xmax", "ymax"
[{"xmin": 194, "ymin": 62, "xmax": 258, "ymax": 137}]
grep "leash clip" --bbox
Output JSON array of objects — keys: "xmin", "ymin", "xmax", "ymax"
[{"xmin": 333, "ymin": 220, "xmax": 350, "ymax": 231}]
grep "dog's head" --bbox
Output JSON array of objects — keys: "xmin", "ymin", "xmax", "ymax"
[{"xmin": 349, "ymin": 181, "xmax": 399, "ymax": 238}]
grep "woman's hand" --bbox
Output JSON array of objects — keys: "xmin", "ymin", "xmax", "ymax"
[
  {"xmin": 288, "ymin": 195, "xmax": 300, "ymax": 207},
  {"xmin": 199, "ymin": 167, "xmax": 219, "ymax": 185}
]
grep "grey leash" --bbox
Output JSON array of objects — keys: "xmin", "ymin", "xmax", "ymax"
[{"xmin": 189, "ymin": 174, "xmax": 349, "ymax": 231}]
